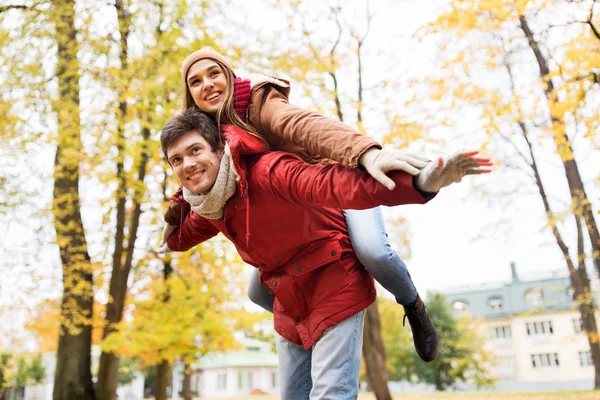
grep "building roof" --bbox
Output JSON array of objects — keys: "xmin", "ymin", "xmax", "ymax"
[
  {"xmin": 444, "ymin": 264, "xmax": 575, "ymax": 319},
  {"xmin": 193, "ymin": 335, "xmax": 278, "ymax": 370},
  {"xmin": 195, "ymin": 349, "xmax": 279, "ymax": 370}
]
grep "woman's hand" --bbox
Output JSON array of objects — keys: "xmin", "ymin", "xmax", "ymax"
[{"xmin": 359, "ymin": 148, "xmax": 430, "ymax": 190}]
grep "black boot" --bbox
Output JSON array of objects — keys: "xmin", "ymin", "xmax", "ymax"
[{"xmin": 403, "ymin": 295, "xmax": 438, "ymax": 362}]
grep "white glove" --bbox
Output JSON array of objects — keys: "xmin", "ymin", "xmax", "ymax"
[
  {"xmin": 158, "ymin": 223, "xmax": 177, "ymax": 254},
  {"xmin": 157, "ymin": 242, "xmax": 173, "ymax": 255},
  {"xmin": 358, "ymin": 148, "xmax": 430, "ymax": 190},
  {"xmin": 415, "ymin": 150, "xmax": 492, "ymax": 192}
]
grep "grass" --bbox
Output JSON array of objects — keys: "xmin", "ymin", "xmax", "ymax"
[{"xmin": 192, "ymin": 390, "xmax": 598, "ymax": 400}]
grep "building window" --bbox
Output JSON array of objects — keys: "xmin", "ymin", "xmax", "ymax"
[
  {"xmin": 490, "ymin": 325, "xmax": 511, "ymax": 339},
  {"xmin": 247, "ymin": 372, "xmax": 253, "ymax": 388},
  {"xmin": 488, "ymin": 297, "xmax": 503, "ymax": 312},
  {"xmin": 217, "ymin": 373, "xmax": 227, "ymax": 390},
  {"xmin": 525, "ymin": 288, "xmax": 544, "ymax": 307},
  {"xmin": 579, "ymin": 351, "xmax": 593, "ymax": 367},
  {"xmin": 573, "ymin": 318, "xmax": 584, "ymax": 333},
  {"xmin": 453, "ymin": 300, "xmax": 468, "ymax": 313},
  {"xmin": 237, "ymin": 372, "xmax": 243, "ymax": 389},
  {"xmin": 525, "ymin": 320, "xmax": 553, "ymax": 336},
  {"xmin": 272, "ymin": 372, "xmax": 278, "ymax": 388},
  {"xmin": 531, "ymin": 353, "xmax": 560, "ymax": 368}
]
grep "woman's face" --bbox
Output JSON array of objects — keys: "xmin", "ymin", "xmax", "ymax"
[{"xmin": 186, "ymin": 59, "xmax": 228, "ymax": 115}]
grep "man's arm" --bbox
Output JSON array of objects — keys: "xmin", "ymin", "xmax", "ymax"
[
  {"xmin": 165, "ymin": 211, "xmax": 220, "ymax": 252},
  {"xmin": 260, "ymin": 154, "xmax": 434, "ymax": 210}
]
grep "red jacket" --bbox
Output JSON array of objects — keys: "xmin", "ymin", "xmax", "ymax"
[{"xmin": 167, "ymin": 125, "xmax": 435, "ymax": 349}]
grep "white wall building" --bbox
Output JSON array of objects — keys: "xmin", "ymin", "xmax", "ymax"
[
  {"xmin": 171, "ymin": 336, "xmax": 279, "ymax": 398},
  {"xmin": 445, "ymin": 263, "xmax": 598, "ymax": 392}
]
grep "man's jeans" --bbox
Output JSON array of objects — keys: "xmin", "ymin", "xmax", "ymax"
[
  {"xmin": 275, "ymin": 311, "xmax": 365, "ymax": 400},
  {"xmin": 248, "ymin": 206, "xmax": 418, "ymax": 311}
]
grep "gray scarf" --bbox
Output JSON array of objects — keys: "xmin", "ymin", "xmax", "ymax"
[{"xmin": 182, "ymin": 144, "xmax": 239, "ymax": 219}]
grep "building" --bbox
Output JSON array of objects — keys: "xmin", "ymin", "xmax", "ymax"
[
  {"xmin": 21, "ymin": 346, "xmax": 144, "ymax": 400},
  {"xmin": 444, "ymin": 262, "xmax": 598, "ymax": 392},
  {"xmin": 171, "ymin": 335, "xmax": 279, "ymax": 398}
]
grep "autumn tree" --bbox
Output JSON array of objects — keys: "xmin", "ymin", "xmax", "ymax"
[
  {"xmin": 101, "ymin": 239, "xmax": 242, "ymax": 399},
  {"xmin": 0, "ymin": 0, "xmax": 98, "ymax": 397},
  {"xmin": 407, "ymin": 0, "xmax": 600, "ymax": 388}
]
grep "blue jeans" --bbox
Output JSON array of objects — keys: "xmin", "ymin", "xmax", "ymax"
[
  {"xmin": 247, "ymin": 207, "xmax": 418, "ymax": 312},
  {"xmin": 276, "ymin": 311, "xmax": 365, "ymax": 400}
]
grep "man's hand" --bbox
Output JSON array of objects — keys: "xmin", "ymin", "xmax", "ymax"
[
  {"xmin": 158, "ymin": 223, "xmax": 177, "ymax": 254},
  {"xmin": 359, "ymin": 147, "xmax": 430, "ymax": 190},
  {"xmin": 415, "ymin": 150, "xmax": 492, "ymax": 193}
]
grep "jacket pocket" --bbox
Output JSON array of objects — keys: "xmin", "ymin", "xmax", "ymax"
[{"xmin": 287, "ymin": 239, "xmax": 349, "ymax": 309}]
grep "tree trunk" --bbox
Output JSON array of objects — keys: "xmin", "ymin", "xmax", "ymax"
[
  {"xmin": 51, "ymin": 1, "xmax": 95, "ymax": 399},
  {"xmin": 154, "ymin": 259, "xmax": 174, "ymax": 400},
  {"xmin": 183, "ymin": 363, "xmax": 192, "ymax": 400},
  {"xmin": 155, "ymin": 361, "xmax": 170, "ymax": 400},
  {"xmin": 520, "ymin": 119, "xmax": 600, "ymax": 389},
  {"xmin": 519, "ymin": 15, "xmax": 600, "ymax": 388},
  {"xmin": 519, "ymin": 15, "xmax": 600, "ymax": 278},
  {"xmin": 362, "ymin": 302, "xmax": 392, "ymax": 400}
]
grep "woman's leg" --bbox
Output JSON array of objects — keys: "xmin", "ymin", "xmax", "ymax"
[
  {"xmin": 343, "ymin": 207, "xmax": 438, "ymax": 362},
  {"xmin": 343, "ymin": 207, "xmax": 417, "ymax": 305},
  {"xmin": 247, "ymin": 268, "xmax": 275, "ymax": 313}
]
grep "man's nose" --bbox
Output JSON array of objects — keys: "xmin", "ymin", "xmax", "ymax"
[{"xmin": 183, "ymin": 156, "xmax": 196, "ymax": 169}]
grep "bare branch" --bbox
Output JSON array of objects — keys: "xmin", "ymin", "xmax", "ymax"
[{"xmin": 0, "ymin": 5, "xmax": 27, "ymax": 13}]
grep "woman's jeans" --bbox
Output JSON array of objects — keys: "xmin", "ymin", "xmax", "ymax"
[
  {"xmin": 247, "ymin": 207, "xmax": 418, "ymax": 313},
  {"xmin": 276, "ymin": 311, "xmax": 365, "ymax": 400}
]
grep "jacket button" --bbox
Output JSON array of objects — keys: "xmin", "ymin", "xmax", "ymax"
[
  {"xmin": 231, "ymin": 232, "xmax": 237, "ymax": 237},
  {"xmin": 261, "ymin": 263, "xmax": 266, "ymax": 267},
  {"xmin": 296, "ymin": 266, "xmax": 302, "ymax": 272},
  {"xmin": 272, "ymin": 280, "xmax": 277, "ymax": 287},
  {"xmin": 330, "ymin": 250, "xmax": 336, "ymax": 256},
  {"xmin": 295, "ymin": 317, "xmax": 301, "ymax": 323}
]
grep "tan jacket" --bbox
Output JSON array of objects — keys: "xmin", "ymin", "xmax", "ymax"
[{"xmin": 247, "ymin": 78, "xmax": 380, "ymax": 168}]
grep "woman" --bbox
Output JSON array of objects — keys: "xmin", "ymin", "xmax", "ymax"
[{"xmin": 166, "ymin": 46, "xmax": 439, "ymax": 361}]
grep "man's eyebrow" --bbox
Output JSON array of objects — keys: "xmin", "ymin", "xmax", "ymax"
[{"xmin": 169, "ymin": 141, "xmax": 206, "ymax": 160}]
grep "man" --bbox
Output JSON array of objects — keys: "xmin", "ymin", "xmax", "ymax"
[{"xmin": 160, "ymin": 108, "xmax": 491, "ymax": 399}]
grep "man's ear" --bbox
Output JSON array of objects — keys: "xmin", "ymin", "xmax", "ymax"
[{"xmin": 217, "ymin": 143, "xmax": 225, "ymax": 158}]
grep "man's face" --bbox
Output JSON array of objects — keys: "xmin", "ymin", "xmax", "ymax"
[
  {"xmin": 167, "ymin": 131, "xmax": 224, "ymax": 194},
  {"xmin": 186, "ymin": 59, "xmax": 228, "ymax": 116}
]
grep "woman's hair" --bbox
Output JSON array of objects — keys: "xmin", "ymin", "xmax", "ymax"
[{"xmin": 182, "ymin": 59, "xmax": 258, "ymax": 136}]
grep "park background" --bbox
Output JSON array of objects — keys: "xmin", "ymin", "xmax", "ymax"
[{"xmin": 0, "ymin": 0, "xmax": 599, "ymax": 399}]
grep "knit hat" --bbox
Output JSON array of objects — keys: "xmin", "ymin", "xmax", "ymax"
[{"xmin": 181, "ymin": 46, "xmax": 233, "ymax": 80}]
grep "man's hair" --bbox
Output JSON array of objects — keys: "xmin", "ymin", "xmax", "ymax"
[{"xmin": 160, "ymin": 108, "xmax": 222, "ymax": 161}]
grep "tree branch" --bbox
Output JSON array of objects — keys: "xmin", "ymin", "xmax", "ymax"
[{"xmin": 0, "ymin": 5, "xmax": 27, "ymax": 13}]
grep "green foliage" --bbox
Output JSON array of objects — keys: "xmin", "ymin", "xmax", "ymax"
[
  {"xmin": 380, "ymin": 294, "xmax": 497, "ymax": 391},
  {"xmin": 377, "ymin": 298, "xmax": 413, "ymax": 382},
  {"xmin": 413, "ymin": 293, "xmax": 497, "ymax": 391},
  {"xmin": 0, "ymin": 352, "xmax": 46, "ymax": 390},
  {"xmin": 118, "ymin": 357, "xmax": 139, "ymax": 386}
]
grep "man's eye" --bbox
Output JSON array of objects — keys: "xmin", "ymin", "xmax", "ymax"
[{"xmin": 192, "ymin": 147, "xmax": 201, "ymax": 153}]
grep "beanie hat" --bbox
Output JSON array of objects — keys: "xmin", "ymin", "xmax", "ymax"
[{"xmin": 181, "ymin": 46, "xmax": 233, "ymax": 80}]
